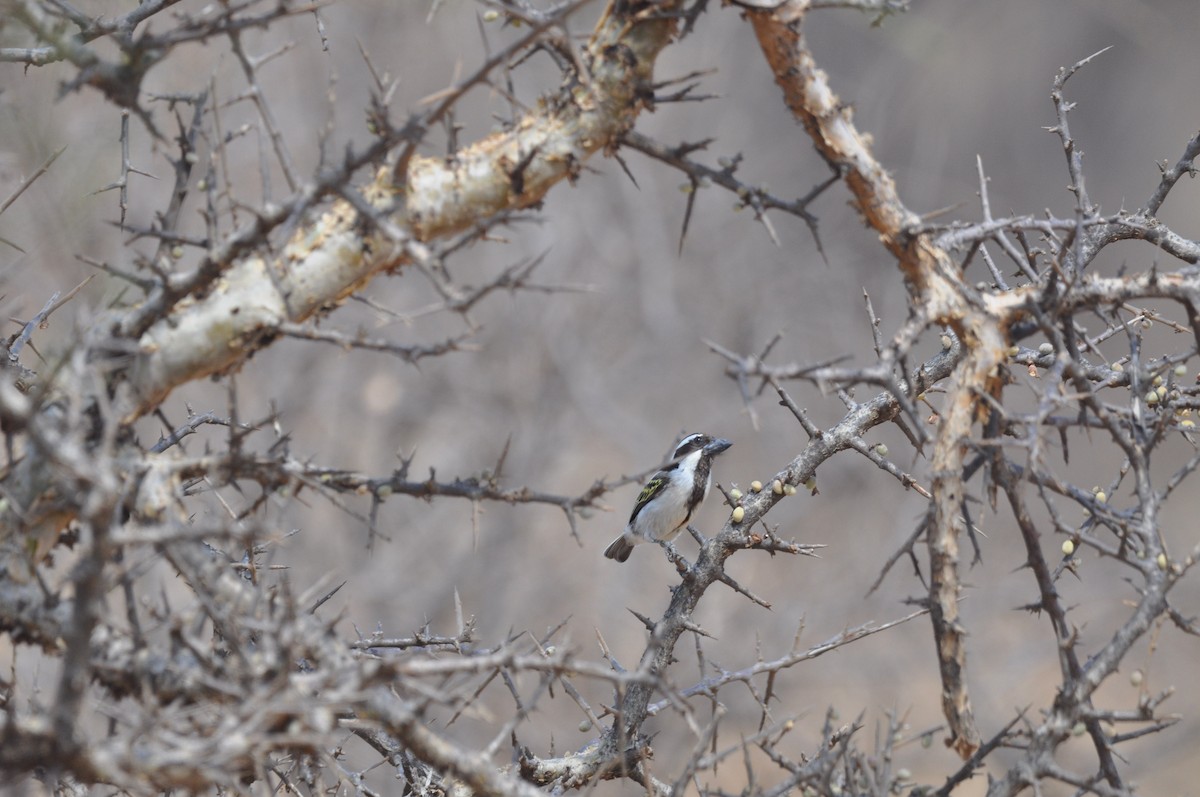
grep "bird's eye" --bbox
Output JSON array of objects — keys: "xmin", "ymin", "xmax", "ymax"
[{"xmin": 672, "ymin": 433, "xmax": 708, "ymax": 459}]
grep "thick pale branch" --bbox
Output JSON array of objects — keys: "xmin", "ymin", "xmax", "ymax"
[
  {"xmin": 118, "ymin": 0, "xmax": 682, "ymax": 422},
  {"xmin": 735, "ymin": 8, "xmax": 1200, "ymax": 774},
  {"xmin": 743, "ymin": 0, "xmax": 994, "ymax": 757},
  {"xmin": 404, "ymin": 5, "xmax": 677, "ymax": 240}
]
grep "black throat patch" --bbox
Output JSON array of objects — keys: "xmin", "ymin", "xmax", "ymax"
[{"xmin": 684, "ymin": 453, "xmax": 713, "ymax": 524}]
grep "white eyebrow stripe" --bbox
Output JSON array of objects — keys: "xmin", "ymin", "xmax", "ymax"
[{"xmin": 672, "ymin": 433, "xmax": 705, "ymax": 458}]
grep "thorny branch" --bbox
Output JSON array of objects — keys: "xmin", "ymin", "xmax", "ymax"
[
  {"xmin": 2, "ymin": 0, "xmax": 1199, "ymax": 795},
  {"xmin": 732, "ymin": 0, "xmax": 1200, "ymax": 791}
]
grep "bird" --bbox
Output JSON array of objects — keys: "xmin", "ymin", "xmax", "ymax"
[{"xmin": 604, "ymin": 432, "xmax": 732, "ymax": 562}]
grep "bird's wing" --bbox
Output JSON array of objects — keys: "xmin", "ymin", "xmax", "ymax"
[{"xmin": 628, "ymin": 465, "xmax": 677, "ymax": 524}]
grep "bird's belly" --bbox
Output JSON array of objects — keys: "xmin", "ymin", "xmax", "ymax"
[{"xmin": 631, "ymin": 482, "xmax": 692, "ymax": 542}]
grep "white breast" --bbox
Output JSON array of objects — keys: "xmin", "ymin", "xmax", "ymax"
[{"xmin": 627, "ymin": 449, "xmax": 708, "ymax": 543}]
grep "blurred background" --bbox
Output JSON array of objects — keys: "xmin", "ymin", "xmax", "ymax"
[{"xmin": 2, "ymin": 0, "xmax": 1199, "ymax": 793}]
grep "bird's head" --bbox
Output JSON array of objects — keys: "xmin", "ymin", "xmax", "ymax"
[{"xmin": 672, "ymin": 433, "xmax": 732, "ymax": 461}]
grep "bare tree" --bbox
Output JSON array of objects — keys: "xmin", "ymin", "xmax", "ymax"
[{"xmin": 1, "ymin": 0, "xmax": 1198, "ymax": 795}]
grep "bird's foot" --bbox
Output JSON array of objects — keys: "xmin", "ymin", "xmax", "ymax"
[{"xmin": 660, "ymin": 541, "xmax": 691, "ymax": 573}]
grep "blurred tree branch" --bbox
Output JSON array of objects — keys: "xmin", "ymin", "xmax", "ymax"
[
  {"xmin": 1, "ymin": 0, "xmax": 1199, "ymax": 794},
  {"xmin": 738, "ymin": 0, "xmax": 1199, "ymax": 789}
]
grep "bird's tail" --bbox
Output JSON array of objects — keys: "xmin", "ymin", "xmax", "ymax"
[{"xmin": 604, "ymin": 535, "xmax": 634, "ymax": 563}]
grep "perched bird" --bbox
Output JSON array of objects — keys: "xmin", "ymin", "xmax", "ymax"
[{"xmin": 604, "ymin": 433, "xmax": 732, "ymax": 562}]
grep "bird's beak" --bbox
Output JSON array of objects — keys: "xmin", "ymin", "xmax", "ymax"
[{"xmin": 706, "ymin": 438, "xmax": 732, "ymax": 455}]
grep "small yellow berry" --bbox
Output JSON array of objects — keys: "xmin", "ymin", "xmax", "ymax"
[
  {"xmin": 784, "ymin": 484, "xmax": 797, "ymax": 496},
  {"xmin": 1153, "ymin": 374, "xmax": 1164, "ymax": 387},
  {"xmin": 940, "ymin": 334, "xmax": 953, "ymax": 350},
  {"xmin": 1157, "ymin": 553, "xmax": 1168, "ymax": 571},
  {"xmin": 804, "ymin": 477, "xmax": 817, "ymax": 492},
  {"xmin": 772, "ymin": 479, "xmax": 784, "ymax": 495},
  {"xmin": 1175, "ymin": 363, "xmax": 1188, "ymax": 378},
  {"xmin": 578, "ymin": 719, "xmax": 592, "ymax": 732},
  {"xmin": 750, "ymin": 480, "xmax": 763, "ymax": 493},
  {"xmin": 731, "ymin": 506, "xmax": 745, "ymax": 523},
  {"xmin": 1094, "ymin": 491, "xmax": 1106, "ymax": 504},
  {"xmin": 1111, "ymin": 362, "xmax": 1124, "ymax": 371},
  {"xmin": 874, "ymin": 443, "xmax": 889, "ymax": 457},
  {"xmin": 1181, "ymin": 420, "xmax": 1196, "ymax": 429},
  {"xmin": 1130, "ymin": 669, "xmax": 1144, "ymax": 687},
  {"xmin": 1157, "ymin": 385, "xmax": 1168, "ymax": 400},
  {"xmin": 1145, "ymin": 391, "xmax": 1159, "ymax": 405},
  {"xmin": 730, "ymin": 488, "xmax": 743, "ymax": 500},
  {"xmin": 1007, "ymin": 346, "xmax": 1020, "ymax": 357},
  {"xmin": 1061, "ymin": 539, "xmax": 1075, "ymax": 556}
]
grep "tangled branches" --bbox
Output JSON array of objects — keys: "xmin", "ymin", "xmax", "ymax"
[{"xmin": 1, "ymin": 0, "xmax": 1199, "ymax": 795}]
